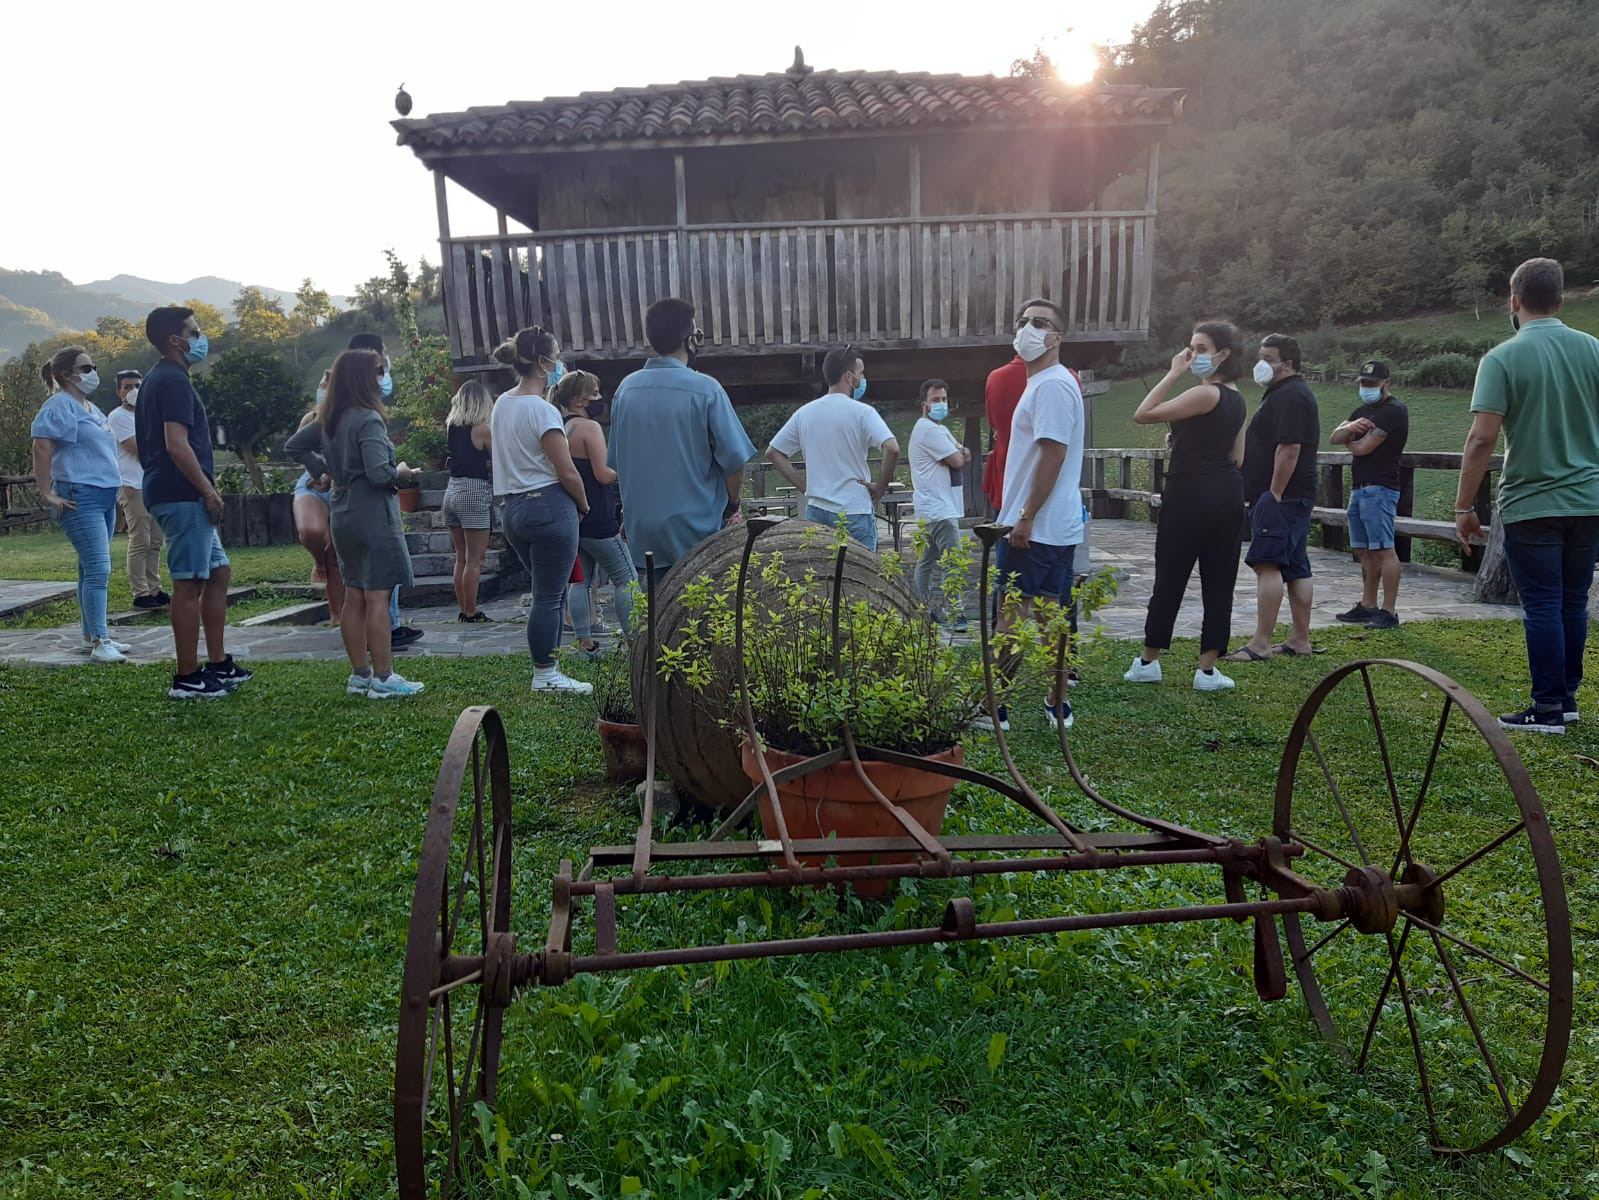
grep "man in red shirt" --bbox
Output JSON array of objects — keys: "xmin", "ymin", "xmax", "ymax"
[{"xmin": 982, "ymin": 355, "xmax": 1028, "ymax": 515}]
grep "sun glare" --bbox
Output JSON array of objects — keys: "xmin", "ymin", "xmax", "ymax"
[{"xmin": 1054, "ymin": 35, "xmax": 1100, "ymax": 85}]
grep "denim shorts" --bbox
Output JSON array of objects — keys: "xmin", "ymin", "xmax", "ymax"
[
  {"xmin": 1245, "ymin": 494, "xmax": 1314, "ymax": 582},
  {"xmin": 150, "ymin": 500, "xmax": 229, "ymax": 580},
  {"xmin": 293, "ymin": 471, "xmax": 331, "ymax": 504},
  {"xmin": 995, "ymin": 539, "xmax": 1076, "ymax": 601},
  {"xmin": 1347, "ymin": 485, "xmax": 1400, "ymax": 550}
]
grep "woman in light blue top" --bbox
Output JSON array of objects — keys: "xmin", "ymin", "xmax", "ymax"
[{"xmin": 32, "ymin": 345, "xmax": 128, "ymax": 661}]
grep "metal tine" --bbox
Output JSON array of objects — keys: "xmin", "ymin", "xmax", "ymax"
[
  {"xmin": 733, "ymin": 518, "xmax": 803, "ymax": 875},
  {"xmin": 827, "ymin": 544, "xmax": 950, "ymax": 866}
]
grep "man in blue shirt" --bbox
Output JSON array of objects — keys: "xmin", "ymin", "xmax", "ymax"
[
  {"xmin": 136, "ymin": 306, "xmax": 251, "ymax": 699},
  {"xmin": 609, "ymin": 298, "xmax": 756, "ymax": 577}
]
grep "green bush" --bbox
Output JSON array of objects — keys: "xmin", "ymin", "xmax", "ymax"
[
  {"xmin": 1405, "ymin": 353, "xmax": 1479, "ymax": 389},
  {"xmin": 215, "ymin": 465, "xmax": 248, "ymax": 495},
  {"xmin": 397, "ymin": 424, "xmax": 448, "ymax": 469}
]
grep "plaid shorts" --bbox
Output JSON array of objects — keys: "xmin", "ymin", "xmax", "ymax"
[{"xmin": 441, "ymin": 477, "xmax": 492, "ymax": 530}]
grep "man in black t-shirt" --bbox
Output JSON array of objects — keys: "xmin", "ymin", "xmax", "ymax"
[
  {"xmin": 1330, "ymin": 360, "xmax": 1409, "ymax": 629},
  {"xmin": 1226, "ymin": 333, "xmax": 1321, "ymax": 663}
]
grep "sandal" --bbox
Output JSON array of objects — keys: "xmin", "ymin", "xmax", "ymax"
[
  {"xmin": 1274, "ymin": 643, "xmax": 1326, "ymax": 656},
  {"xmin": 1222, "ymin": 645, "xmax": 1272, "ymax": 663}
]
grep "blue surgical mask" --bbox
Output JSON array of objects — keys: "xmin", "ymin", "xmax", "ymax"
[
  {"xmin": 1189, "ymin": 353, "xmax": 1215, "ymax": 379},
  {"xmin": 546, "ymin": 359, "xmax": 565, "ymax": 386},
  {"xmin": 379, "ymin": 370, "xmax": 394, "ymax": 399},
  {"xmin": 1358, "ymin": 386, "xmax": 1381, "ymax": 403},
  {"xmin": 928, "ymin": 401, "xmax": 949, "ymax": 422},
  {"xmin": 851, "ymin": 377, "xmax": 868, "ymax": 401},
  {"xmin": 183, "ymin": 332, "xmax": 208, "ymax": 365},
  {"xmin": 315, "ymin": 387, "xmax": 327, "ymax": 405}
]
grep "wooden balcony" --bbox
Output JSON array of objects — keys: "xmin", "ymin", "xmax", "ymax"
[{"xmin": 441, "ymin": 211, "xmax": 1154, "ymax": 367}]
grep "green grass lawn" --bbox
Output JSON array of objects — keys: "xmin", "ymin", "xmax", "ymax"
[
  {"xmin": 2, "ymin": 621, "xmax": 1595, "ymax": 1198},
  {"xmin": 0, "ymin": 531, "xmax": 313, "ymax": 630}
]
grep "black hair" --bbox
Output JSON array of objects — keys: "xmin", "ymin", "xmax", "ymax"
[
  {"xmin": 1510, "ymin": 257, "xmax": 1564, "ymax": 313},
  {"xmin": 1016, "ymin": 297, "xmax": 1067, "ymax": 331},
  {"xmin": 347, "ymin": 331, "xmax": 386, "ymax": 353},
  {"xmin": 919, "ymin": 378, "xmax": 950, "ymax": 404},
  {"xmin": 41, "ymin": 346, "xmax": 88, "ymax": 392},
  {"xmin": 822, "ymin": 344, "xmax": 863, "ymax": 386},
  {"xmin": 644, "ymin": 298, "xmax": 697, "ymax": 356},
  {"xmin": 1192, "ymin": 320, "xmax": 1245, "ymax": 383},
  {"xmin": 145, "ymin": 305, "xmax": 194, "ymax": 352},
  {"xmin": 492, "ymin": 326, "xmax": 558, "ymax": 379},
  {"xmin": 1261, "ymin": 333, "xmax": 1302, "ymax": 372},
  {"xmin": 115, "ymin": 369, "xmax": 143, "ymax": 383}
]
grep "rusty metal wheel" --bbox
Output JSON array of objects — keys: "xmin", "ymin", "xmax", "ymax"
[
  {"xmin": 396, "ymin": 706, "xmax": 514, "ymax": 1199},
  {"xmin": 1274, "ymin": 660, "xmax": 1572, "ymax": 1154}
]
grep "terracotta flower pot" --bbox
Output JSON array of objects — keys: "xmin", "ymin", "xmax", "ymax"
[
  {"xmin": 740, "ymin": 738, "xmax": 962, "ymax": 898},
  {"xmin": 397, "ymin": 486, "xmax": 422, "ymax": 513},
  {"xmin": 597, "ymin": 718, "xmax": 648, "ymax": 784}
]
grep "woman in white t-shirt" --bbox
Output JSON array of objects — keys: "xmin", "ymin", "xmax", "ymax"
[{"xmin": 490, "ymin": 326, "xmax": 592, "ymax": 693}]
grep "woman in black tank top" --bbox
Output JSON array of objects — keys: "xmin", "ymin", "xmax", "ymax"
[
  {"xmin": 1126, "ymin": 321, "xmax": 1248, "ymax": 690},
  {"xmin": 441, "ymin": 382, "xmax": 495, "ymax": 621}
]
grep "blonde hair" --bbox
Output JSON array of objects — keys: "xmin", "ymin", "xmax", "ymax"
[
  {"xmin": 553, "ymin": 369, "xmax": 600, "ymax": 415},
  {"xmin": 446, "ymin": 380, "xmax": 495, "ymax": 427}
]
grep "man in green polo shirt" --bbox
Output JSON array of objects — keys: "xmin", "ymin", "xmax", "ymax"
[{"xmin": 1456, "ymin": 257, "xmax": 1599, "ymax": 734}]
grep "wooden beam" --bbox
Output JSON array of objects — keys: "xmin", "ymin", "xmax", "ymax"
[
  {"xmin": 433, "ymin": 169, "xmax": 452, "ymax": 241},
  {"xmin": 496, "ymin": 208, "xmax": 508, "ymax": 236},
  {"xmin": 1144, "ymin": 142, "xmax": 1161, "ymax": 211},
  {"xmin": 673, "ymin": 152, "xmax": 688, "ymax": 297},
  {"xmin": 908, "ymin": 141, "xmax": 922, "ymax": 219}
]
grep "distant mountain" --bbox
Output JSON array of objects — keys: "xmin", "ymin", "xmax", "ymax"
[{"xmin": 0, "ymin": 268, "xmax": 349, "ymax": 360}]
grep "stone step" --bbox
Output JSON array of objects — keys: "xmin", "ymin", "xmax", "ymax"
[
  {"xmin": 106, "ymin": 585, "xmax": 259, "ymax": 625},
  {"xmin": 419, "ymin": 489, "xmax": 446, "ymax": 510},
  {"xmin": 240, "ymin": 601, "xmax": 330, "ymax": 627},
  {"xmin": 404, "ymin": 508, "xmax": 505, "ymax": 533},
  {"xmin": 400, "ymin": 566, "xmax": 527, "ymax": 608},
  {"xmin": 416, "ymin": 469, "xmax": 451, "ymax": 490},
  {"xmin": 408, "ymin": 550, "xmax": 512, "ymax": 577},
  {"xmin": 404, "ymin": 529, "xmax": 510, "ymax": 554}
]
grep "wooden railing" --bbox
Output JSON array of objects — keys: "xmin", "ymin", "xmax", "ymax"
[
  {"xmin": 442, "ymin": 212, "xmax": 1154, "ymax": 364},
  {"xmin": 1082, "ymin": 449, "xmax": 1502, "ymax": 571},
  {"xmin": 0, "ymin": 474, "xmax": 48, "ymax": 533}
]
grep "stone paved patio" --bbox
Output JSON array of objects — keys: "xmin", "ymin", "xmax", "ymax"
[{"xmin": 0, "ymin": 520, "xmax": 1517, "ymax": 668}]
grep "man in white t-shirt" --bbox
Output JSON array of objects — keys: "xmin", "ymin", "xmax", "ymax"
[
  {"xmin": 766, "ymin": 345, "xmax": 899, "ymax": 550},
  {"xmin": 980, "ymin": 298, "xmax": 1086, "ymax": 732},
  {"xmin": 908, "ymin": 378, "xmax": 970, "ymax": 628},
  {"xmin": 106, "ymin": 369, "xmax": 167, "ymax": 608}
]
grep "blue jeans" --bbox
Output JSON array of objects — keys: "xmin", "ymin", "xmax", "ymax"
[
  {"xmin": 804, "ymin": 504, "xmax": 877, "ymax": 551},
  {"xmin": 54, "ymin": 482, "xmax": 118, "ymax": 639},
  {"xmin": 390, "ymin": 586, "xmax": 401, "ymax": 630},
  {"xmin": 502, "ymin": 488, "xmax": 580, "ymax": 667},
  {"xmin": 1502, "ymin": 515, "xmax": 1599, "ymax": 714},
  {"xmin": 569, "ymin": 533, "xmax": 639, "ymax": 639}
]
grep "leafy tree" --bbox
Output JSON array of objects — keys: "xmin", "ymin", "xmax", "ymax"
[
  {"xmin": 232, "ymin": 286, "xmax": 284, "ymax": 321},
  {"xmin": 1009, "ymin": 49, "xmax": 1055, "ymax": 79},
  {"xmin": 1449, "ymin": 261, "xmax": 1493, "ymax": 320},
  {"xmin": 183, "ymin": 298, "xmax": 230, "ymax": 341},
  {"xmin": 193, "ymin": 350, "xmax": 305, "ymax": 490},
  {"xmin": 235, "ymin": 306, "xmax": 292, "ymax": 347},
  {"xmin": 291, "ymin": 278, "xmax": 336, "ymax": 331}
]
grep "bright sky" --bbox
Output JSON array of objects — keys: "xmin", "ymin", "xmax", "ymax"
[{"xmin": 1, "ymin": 0, "xmax": 1155, "ymax": 297}]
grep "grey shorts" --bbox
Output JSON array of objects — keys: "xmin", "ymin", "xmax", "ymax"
[{"xmin": 442, "ymin": 477, "xmax": 492, "ymax": 530}]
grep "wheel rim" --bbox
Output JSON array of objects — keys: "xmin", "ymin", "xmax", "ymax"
[
  {"xmin": 396, "ymin": 707, "xmax": 514, "ymax": 1198},
  {"xmin": 1273, "ymin": 659, "xmax": 1572, "ymax": 1154}
]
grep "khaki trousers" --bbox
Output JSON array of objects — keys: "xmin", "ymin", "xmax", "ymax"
[{"xmin": 117, "ymin": 484, "xmax": 164, "ymax": 597}]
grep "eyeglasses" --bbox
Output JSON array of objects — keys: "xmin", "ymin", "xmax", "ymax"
[
  {"xmin": 689, "ymin": 329, "xmax": 705, "ymax": 346},
  {"xmin": 78, "ymin": 364, "xmax": 98, "ymax": 374},
  {"xmin": 1014, "ymin": 316, "xmax": 1059, "ymax": 332}
]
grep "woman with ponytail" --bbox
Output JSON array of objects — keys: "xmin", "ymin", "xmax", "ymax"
[
  {"xmin": 31, "ymin": 346, "xmax": 129, "ymax": 662},
  {"xmin": 490, "ymin": 327, "xmax": 593, "ymax": 693}
]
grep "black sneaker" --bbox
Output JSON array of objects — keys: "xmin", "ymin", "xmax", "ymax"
[
  {"xmin": 1364, "ymin": 609, "xmax": 1400, "ymax": 629},
  {"xmin": 391, "ymin": 625, "xmax": 425, "ymax": 647},
  {"xmin": 1336, "ymin": 604, "xmax": 1378, "ymax": 623},
  {"xmin": 155, "ymin": 590, "xmax": 172, "ymax": 604},
  {"xmin": 1498, "ymin": 708, "xmax": 1566, "ymax": 735},
  {"xmin": 132, "ymin": 594, "xmax": 166, "ymax": 609},
  {"xmin": 169, "ymin": 670, "xmax": 230, "ymax": 700},
  {"xmin": 206, "ymin": 657, "xmax": 253, "ymax": 689}
]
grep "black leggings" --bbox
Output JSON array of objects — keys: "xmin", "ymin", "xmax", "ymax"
[{"xmin": 1143, "ymin": 474, "xmax": 1244, "ymax": 654}]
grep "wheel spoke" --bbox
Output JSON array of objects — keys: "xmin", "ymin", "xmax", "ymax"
[
  {"xmin": 1424, "ymin": 821, "xmax": 1527, "ymax": 893},
  {"xmin": 1306, "ymin": 729, "xmax": 1369, "ymax": 866},
  {"xmin": 1390, "ymin": 696, "xmax": 1452, "ymax": 878},
  {"xmin": 441, "ymin": 991, "xmax": 458, "ymax": 1189},
  {"xmin": 1427, "ymin": 929, "xmax": 1515, "ymax": 1119},
  {"xmin": 1359, "ymin": 667, "xmax": 1407, "ymax": 850},
  {"xmin": 1292, "ymin": 832, "xmax": 1361, "ymax": 873},
  {"xmin": 429, "ymin": 969, "xmax": 484, "ymax": 1001},
  {"xmin": 1404, "ymin": 914, "xmax": 1549, "ymax": 993},
  {"xmin": 1294, "ymin": 918, "xmax": 1351, "ymax": 965},
  {"xmin": 445, "ymin": 808, "xmax": 483, "ymax": 956},
  {"xmin": 1358, "ymin": 931, "xmax": 1403, "ymax": 1071},
  {"xmin": 1388, "ymin": 926, "xmax": 1441, "ymax": 1146},
  {"xmin": 421, "ymin": 996, "xmax": 442, "ymax": 1126},
  {"xmin": 446, "ymin": 1000, "xmax": 487, "ymax": 1193}
]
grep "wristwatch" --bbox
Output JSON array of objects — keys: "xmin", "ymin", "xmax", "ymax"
[{"xmin": 1017, "ymin": 508, "xmax": 1033, "ymax": 522}]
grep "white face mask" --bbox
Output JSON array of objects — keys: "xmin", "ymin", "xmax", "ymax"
[
  {"xmin": 1253, "ymin": 359, "xmax": 1276, "ymax": 387},
  {"xmin": 1013, "ymin": 322, "xmax": 1053, "ymax": 362},
  {"xmin": 78, "ymin": 369, "xmax": 100, "ymax": 396},
  {"xmin": 123, "ymin": 387, "xmax": 139, "ymax": 408}
]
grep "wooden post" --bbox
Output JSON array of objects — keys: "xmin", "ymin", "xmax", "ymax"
[
  {"xmin": 1322, "ymin": 464, "xmax": 1346, "ymax": 552},
  {"xmin": 961, "ymin": 413, "xmax": 983, "ymax": 519},
  {"xmin": 1090, "ymin": 455, "xmax": 1108, "ymax": 519},
  {"xmin": 1395, "ymin": 463, "xmax": 1415, "ymax": 562},
  {"xmin": 673, "ymin": 152, "xmax": 688, "ymax": 296},
  {"xmin": 1144, "ymin": 141, "xmax": 1161, "ymax": 211},
  {"xmin": 434, "ymin": 170, "xmax": 458, "ymax": 360},
  {"xmin": 908, "ymin": 142, "xmax": 922, "ymax": 218},
  {"xmin": 496, "ymin": 208, "xmax": 508, "ymax": 236}
]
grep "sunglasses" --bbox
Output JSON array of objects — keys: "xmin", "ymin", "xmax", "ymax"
[
  {"xmin": 689, "ymin": 329, "xmax": 705, "ymax": 346},
  {"xmin": 1014, "ymin": 316, "xmax": 1059, "ymax": 332},
  {"xmin": 78, "ymin": 364, "xmax": 98, "ymax": 373}
]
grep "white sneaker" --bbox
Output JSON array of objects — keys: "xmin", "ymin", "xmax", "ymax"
[
  {"xmin": 368, "ymin": 672, "xmax": 426, "ymax": 699},
  {"xmin": 532, "ymin": 667, "xmax": 593, "ymax": 695},
  {"xmin": 970, "ymin": 704, "xmax": 1010, "ymax": 733},
  {"xmin": 89, "ymin": 640, "xmax": 128, "ymax": 664},
  {"xmin": 1123, "ymin": 656, "xmax": 1162, "ymax": 684},
  {"xmin": 1194, "ymin": 668, "xmax": 1236, "ymax": 692},
  {"xmin": 346, "ymin": 672, "xmax": 373, "ymax": 695},
  {"xmin": 85, "ymin": 636, "xmax": 131, "ymax": 654}
]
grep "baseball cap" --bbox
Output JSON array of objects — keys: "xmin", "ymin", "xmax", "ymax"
[{"xmin": 1358, "ymin": 359, "xmax": 1390, "ymax": 382}]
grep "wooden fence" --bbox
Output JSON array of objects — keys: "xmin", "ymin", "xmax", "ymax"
[{"xmin": 0, "ymin": 474, "xmax": 48, "ymax": 533}]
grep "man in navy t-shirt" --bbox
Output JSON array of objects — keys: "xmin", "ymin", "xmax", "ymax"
[{"xmin": 136, "ymin": 305, "xmax": 250, "ymax": 699}]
